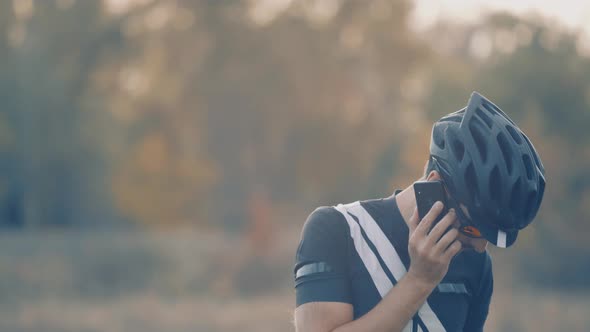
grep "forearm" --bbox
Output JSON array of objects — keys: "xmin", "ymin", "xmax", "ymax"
[{"xmin": 332, "ymin": 274, "xmax": 435, "ymax": 332}]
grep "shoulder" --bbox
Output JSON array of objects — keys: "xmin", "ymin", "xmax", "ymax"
[
  {"xmin": 300, "ymin": 206, "xmax": 349, "ymax": 240},
  {"xmin": 296, "ymin": 206, "xmax": 350, "ymax": 266},
  {"xmin": 480, "ymin": 251, "xmax": 493, "ymax": 284},
  {"xmin": 306, "ymin": 205, "xmax": 346, "ymax": 224},
  {"xmin": 464, "ymin": 250, "xmax": 493, "ymax": 295},
  {"xmin": 474, "ymin": 250, "xmax": 493, "ymax": 276},
  {"xmin": 294, "ymin": 206, "xmax": 356, "ymax": 308},
  {"xmin": 461, "ymin": 249, "xmax": 492, "ymax": 270}
]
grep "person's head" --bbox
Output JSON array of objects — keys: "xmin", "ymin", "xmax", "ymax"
[
  {"xmin": 421, "ymin": 169, "xmax": 489, "ymax": 253},
  {"xmin": 426, "ymin": 92, "xmax": 546, "ymax": 249}
]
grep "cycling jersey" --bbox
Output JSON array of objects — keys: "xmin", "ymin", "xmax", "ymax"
[{"xmin": 294, "ymin": 192, "xmax": 493, "ymax": 332}]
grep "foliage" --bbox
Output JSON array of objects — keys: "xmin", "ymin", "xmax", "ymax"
[{"xmin": 0, "ymin": 1, "xmax": 588, "ymax": 287}]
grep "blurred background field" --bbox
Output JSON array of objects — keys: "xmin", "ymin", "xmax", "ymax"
[
  {"xmin": 1, "ymin": 0, "xmax": 590, "ymax": 331},
  {"xmin": 0, "ymin": 230, "xmax": 589, "ymax": 332}
]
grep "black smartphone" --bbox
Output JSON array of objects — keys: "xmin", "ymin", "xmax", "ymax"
[{"xmin": 414, "ymin": 180, "xmax": 449, "ymax": 227}]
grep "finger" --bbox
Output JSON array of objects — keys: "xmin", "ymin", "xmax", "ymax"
[
  {"xmin": 434, "ymin": 227, "xmax": 459, "ymax": 254},
  {"xmin": 443, "ymin": 240, "xmax": 462, "ymax": 261},
  {"xmin": 408, "ymin": 207, "xmax": 420, "ymax": 232},
  {"xmin": 414, "ymin": 201, "xmax": 444, "ymax": 237},
  {"xmin": 428, "ymin": 209, "xmax": 457, "ymax": 241}
]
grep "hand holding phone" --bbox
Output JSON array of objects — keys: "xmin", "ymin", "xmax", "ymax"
[{"xmin": 407, "ymin": 180, "xmax": 462, "ymax": 286}]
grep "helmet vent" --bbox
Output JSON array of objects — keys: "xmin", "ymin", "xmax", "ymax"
[
  {"xmin": 451, "ymin": 139, "xmax": 465, "ymax": 161},
  {"xmin": 522, "ymin": 154, "xmax": 534, "ymax": 180},
  {"xmin": 496, "ymin": 132, "xmax": 513, "ymax": 175},
  {"xmin": 465, "ymin": 163, "xmax": 479, "ymax": 201},
  {"xmin": 489, "ymin": 166, "xmax": 501, "ymax": 203},
  {"xmin": 469, "ymin": 120, "xmax": 488, "ymax": 162},
  {"xmin": 509, "ymin": 178, "xmax": 523, "ymax": 217},
  {"xmin": 475, "ymin": 107, "xmax": 493, "ymax": 128},
  {"xmin": 506, "ymin": 125, "xmax": 523, "ymax": 145},
  {"xmin": 484, "ymin": 99, "xmax": 516, "ymax": 125},
  {"xmin": 481, "ymin": 100, "xmax": 501, "ymax": 115}
]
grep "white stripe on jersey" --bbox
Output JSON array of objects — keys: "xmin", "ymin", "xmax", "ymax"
[
  {"xmin": 333, "ymin": 204, "xmax": 393, "ymax": 297},
  {"xmin": 334, "ymin": 204, "xmax": 413, "ymax": 332},
  {"xmin": 336, "ymin": 202, "xmax": 446, "ymax": 332}
]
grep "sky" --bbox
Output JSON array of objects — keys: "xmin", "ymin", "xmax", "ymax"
[
  {"xmin": 104, "ymin": 0, "xmax": 590, "ymax": 41},
  {"xmin": 411, "ymin": 0, "xmax": 590, "ymax": 36}
]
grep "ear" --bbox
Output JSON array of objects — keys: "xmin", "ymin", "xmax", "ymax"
[{"xmin": 426, "ymin": 170, "xmax": 441, "ymax": 181}]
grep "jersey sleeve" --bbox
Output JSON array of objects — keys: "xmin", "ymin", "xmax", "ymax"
[
  {"xmin": 463, "ymin": 251, "xmax": 493, "ymax": 332},
  {"xmin": 294, "ymin": 206, "xmax": 352, "ymax": 307}
]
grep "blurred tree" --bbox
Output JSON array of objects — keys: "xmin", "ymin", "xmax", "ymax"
[
  {"xmin": 102, "ymin": 0, "xmax": 430, "ymax": 230},
  {"xmin": 3, "ymin": 0, "xmax": 589, "ymax": 293},
  {"xmin": 0, "ymin": 0, "xmax": 127, "ymax": 227}
]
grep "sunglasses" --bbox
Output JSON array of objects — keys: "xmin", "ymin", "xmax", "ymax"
[
  {"xmin": 443, "ymin": 184, "xmax": 484, "ymax": 239},
  {"xmin": 458, "ymin": 225, "xmax": 483, "ymax": 238}
]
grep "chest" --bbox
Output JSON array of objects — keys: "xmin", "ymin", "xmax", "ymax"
[{"xmin": 347, "ymin": 250, "xmax": 476, "ymax": 331}]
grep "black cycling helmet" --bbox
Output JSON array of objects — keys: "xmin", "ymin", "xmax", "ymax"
[{"xmin": 429, "ymin": 91, "xmax": 546, "ymax": 248}]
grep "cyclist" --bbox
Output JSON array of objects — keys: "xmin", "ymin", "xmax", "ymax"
[{"xmin": 293, "ymin": 92, "xmax": 546, "ymax": 332}]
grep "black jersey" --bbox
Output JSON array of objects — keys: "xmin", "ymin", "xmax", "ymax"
[{"xmin": 294, "ymin": 193, "xmax": 493, "ymax": 332}]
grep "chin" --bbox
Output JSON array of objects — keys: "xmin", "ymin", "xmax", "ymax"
[{"xmin": 459, "ymin": 246, "xmax": 476, "ymax": 254}]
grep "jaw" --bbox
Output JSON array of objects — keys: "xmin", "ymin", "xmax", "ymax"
[{"xmin": 457, "ymin": 234, "xmax": 488, "ymax": 253}]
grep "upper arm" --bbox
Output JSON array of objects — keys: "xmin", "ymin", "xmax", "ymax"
[
  {"xmin": 294, "ymin": 302, "xmax": 353, "ymax": 332},
  {"xmin": 294, "ymin": 207, "xmax": 352, "ymax": 306},
  {"xmin": 294, "ymin": 207, "xmax": 353, "ymax": 331}
]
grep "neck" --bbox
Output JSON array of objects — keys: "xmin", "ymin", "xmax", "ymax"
[{"xmin": 395, "ymin": 184, "xmax": 417, "ymax": 227}]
